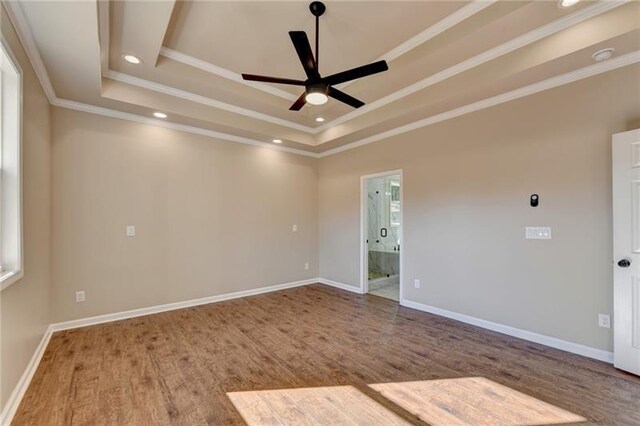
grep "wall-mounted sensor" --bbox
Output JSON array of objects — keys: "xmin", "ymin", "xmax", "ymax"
[{"xmin": 530, "ymin": 194, "xmax": 539, "ymax": 207}]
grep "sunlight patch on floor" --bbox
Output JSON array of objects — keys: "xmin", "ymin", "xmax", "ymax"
[
  {"xmin": 369, "ymin": 377, "xmax": 586, "ymax": 425},
  {"xmin": 227, "ymin": 385, "xmax": 410, "ymax": 425}
]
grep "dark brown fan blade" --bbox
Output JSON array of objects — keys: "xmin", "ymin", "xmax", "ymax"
[
  {"xmin": 322, "ymin": 60, "xmax": 388, "ymax": 86},
  {"xmin": 241, "ymin": 74, "xmax": 306, "ymax": 86},
  {"xmin": 289, "ymin": 31, "xmax": 318, "ymax": 79},
  {"xmin": 289, "ymin": 92, "xmax": 307, "ymax": 111},
  {"xmin": 328, "ymin": 87, "xmax": 364, "ymax": 109}
]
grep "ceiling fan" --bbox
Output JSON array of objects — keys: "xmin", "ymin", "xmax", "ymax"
[{"xmin": 241, "ymin": 1, "xmax": 389, "ymax": 111}]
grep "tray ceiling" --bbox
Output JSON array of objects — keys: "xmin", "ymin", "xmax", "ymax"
[{"xmin": 5, "ymin": 0, "xmax": 640, "ymax": 157}]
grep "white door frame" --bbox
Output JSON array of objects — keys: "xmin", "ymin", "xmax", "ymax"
[{"xmin": 360, "ymin": 169, "xmax": 403, "ymax": 301}]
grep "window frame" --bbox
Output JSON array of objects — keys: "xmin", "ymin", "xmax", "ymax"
[{"xmin": 0, "ymin": 37, "xmax": 24, "ymax": 291}]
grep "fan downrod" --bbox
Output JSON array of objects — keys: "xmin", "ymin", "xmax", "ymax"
[{"xmin": 309, "ymin": 1, "xmax": 326, "ymax": 17}]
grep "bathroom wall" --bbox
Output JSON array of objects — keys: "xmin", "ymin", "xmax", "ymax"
[{"xmin": 367, "ymin": 175, "xmax": 400, "ymax": 278}]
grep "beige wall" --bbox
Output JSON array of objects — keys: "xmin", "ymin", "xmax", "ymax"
[
  {"xmin": 50, "ymin": 108, "xmax": 318, "ymax": 322},
  {"xmin": 0, "ymin": 6, "xmax": 52, "ymax": 408},
  {"xmin": 319, "ymin": 64, "xmax": 640, "ymax": 352}
]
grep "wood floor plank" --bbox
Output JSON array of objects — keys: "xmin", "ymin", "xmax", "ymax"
[{"xmin": 11, "ymin": 284, "xmax": 640, "ymax": 425}]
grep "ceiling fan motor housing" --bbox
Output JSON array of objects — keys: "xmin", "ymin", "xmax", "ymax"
[{"xmin": 309, "ymin": 1, "xmax": 326, "ymax": 17}]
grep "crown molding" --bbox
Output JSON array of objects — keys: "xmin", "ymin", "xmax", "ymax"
[
  {"xmin": 160, "ymin": 47, "xmax": 298, "ymax": 102},
  {"xmin": 2, "ymin": 0, "xmax": 56, "ymax": 102},
  {"xmin": 164, "ymin": 0, "xmax": 495, "ymax": 96},
  {"xmin": 51, "ymin": 98, "xmax": 320, "ymax": 158},
  {"xmin": 97, "ymin": 0, "xmax": 109, "ymax": 73},
  {"xmin": 54, "ymin": 50, "xmax": 640, "ymax": 161},
  {"xmin": 103, "ymin": 69, "xmax": 317, "ymax": 136},
  {"xmin": 318, "ymin": 50, "xmax": 640, "ymax": 158},
  {"xmin": 5, "ymin": 0, "xmax": 636, "ymax": 161},
  {"xmin": 380, "ymin": 0, "xmax": 497, "ymax": 64},
  {"xmin": 315, "ymin": 0, "xmax": 629, "ymax": 133}
]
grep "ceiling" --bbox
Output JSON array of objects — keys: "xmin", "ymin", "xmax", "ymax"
[{"xmin": 5, "ymin": 0, "xmax": 640, "ymax": 157}]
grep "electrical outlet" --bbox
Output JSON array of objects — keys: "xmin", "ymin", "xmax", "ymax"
[
  {"xmin": 414, "ymin": 279, "xmax": 420, "ymax": 289},
  {"xmin": 304, "ymin": 262, "xmax": 309, "ymax": 270},
  {"xmin": 75, "ymin": 291, "xmax": 86, "ymax": 303},
  {"xmin": 598, "ymin": 314, "xmax": 610, "ymax": 328},
  {"xmin": 126, "ymin": 225, "xmax": 136, "ymax": 237},
  {"xmin": 292, "ymin": 224, "xmax": 298, "ymax": 232}
]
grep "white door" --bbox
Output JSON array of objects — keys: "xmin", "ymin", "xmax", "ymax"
[{"xmin": 613, "ymin": 128, "xmax": 640, "ymax": 375}]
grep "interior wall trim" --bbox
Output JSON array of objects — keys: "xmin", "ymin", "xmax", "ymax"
[
  {"xmin": 2, "ymin": 1, "xmax": 56, "ymax": 103},
  {"xmin": 0, "ymin": 327, "xmax": 52, "ymax": 426},
  {"xmin": 400, "ymin": 298, "xmax": 614, "ymax": 363},
  {"xmin": 0, "ymin": 279, "xmax": 616, "ymax": 425},
  {"xmin": 164, "ymin": 0, "xmax": 496, "ymax": 96},
  {"xmin": 103, "ymin": 69, "xmax": 316, "ymax": 135},
  {"xmin": 160, "ymin": 47, "xmax": 298, "ymax": 101},
  {"xmin": 5, "ymin": 0, "xmax": 637, "ymax": 160},
  {"xmin": 314, "ymin": 0, "xmax": 628, "ymax": 133},
  {"xmin": 51, "ymin": 98, "xmax": 320, "ymax": 158},
  {"xmin": 377, "ymin": 0, "xmax": 496, "ymax": 64},
  {"xmin": 53, "ymin": 48, "xmax": 640, "ymax": 160},
  {"xmin": 97, "ymin": 0, "xmax": 109, "ymax": 73},
  {"xmin": 318, "ymin": 278, "xmax": 364, "ymax": 294},
  {"xmin": 318, "ymin": 49, "xmax": 640, "ymax": 158},
  {"xmin": 49, "ymin": 278, "xmax": 319, "ymax": 332},
  {"xmin": 0, "ymin": 277, "xmax": 321, "ymax": 425}
]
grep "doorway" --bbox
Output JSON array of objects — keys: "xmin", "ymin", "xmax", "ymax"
[{"xmin": 361, "ymin": 170, "xmax": 402, "ymax": 302}]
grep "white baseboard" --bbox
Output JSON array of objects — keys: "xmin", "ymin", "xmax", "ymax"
[
  {"xmin": 318, "ymin": 278, "xmax": 363, "ymax": 294},
  {"xmin": 0, "ymin": 326, "xmax": 53, "ymax": 426},
  {"xmin": 400, "ymin": 298, "xmax": 613, "ymax": 363},
  {"xmin": 0, "ymin": 278, "xmax": 319, "ymax": 425},
  {"xmin": 50, "ymin": 278, "xmax": 318, "ymax": 332},
  {"xmin": 1, "ymin": 279, "xmax": 615, "ymax": 426}
]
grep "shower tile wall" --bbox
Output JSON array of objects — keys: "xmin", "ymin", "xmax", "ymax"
[{"xmin": 368, "ymin": 175, "xmax": 400, "ymax": 279}]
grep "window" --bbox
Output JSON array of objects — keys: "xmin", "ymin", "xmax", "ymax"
[{"xmin": 0, "ymin": 40, "xmax": 23, "ymax": 291}]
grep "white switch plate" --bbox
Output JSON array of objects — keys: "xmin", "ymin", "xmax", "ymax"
[
  {"xmin": 292, "ymin": 224, "xmax": 298, "ymax": 232},
  {"xmin": 304, "ymin": 262, "xmax": 309, "ymax": 270},
  {"xmin": 75, "ymin": 291, "xmax": 86, "ymax": 302},
  {"xmin": 126, "ymin": 225, "xmax": 136, "ymax": 237},
  {"xmin": 414, "ymin": 279, "xmax": 420, "ymax": 289},
  {"xmin": 525, "ymin": 226, "xmax": 551, "ymax": 239},
  {"xmin": 598, "ymin": 314, "xmax": 611, "ymax": 328}
]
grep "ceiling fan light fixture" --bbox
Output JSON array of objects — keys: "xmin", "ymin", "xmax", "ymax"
[{"xmin": 305, "ymin": 85, "xmax": 329, "ymax": 105}]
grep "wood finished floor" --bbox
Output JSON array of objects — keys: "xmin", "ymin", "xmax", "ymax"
[{"xmin": 13, "ymin": 284, "xmax": 640, "ymax": 425}]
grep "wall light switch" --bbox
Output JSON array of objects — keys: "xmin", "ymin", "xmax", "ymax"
[
  {"xmin": 304, "ymin": 262, "xmax": 309, "ymax": 270},
  {"xmin": 126, "ymin": 225, "xmax": 136, "ymax": 237},
  {"xmin": 414, "ymin": 279, "xmax": 420, "ymax": 289},
  {"xmin": 75, "ymin": 291, "xmax": 86, "ymax": 303},
  {"xmin": 525, "ymin": 227, "xmax": 551, "ymax": 240},
  {"xmin": 292, "ymin": 224, "xmax": 298, "ymax": 232}
]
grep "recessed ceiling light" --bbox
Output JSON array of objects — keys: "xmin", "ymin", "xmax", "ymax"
[
  {"xmin": 153, "ymin": 112, "xmax": 167, "ymax": 119},
  {"xmin": 592, "ymin": 48, "xmax": 615, "ymax": 62},
  {"xmin": 558, "ymin": 0, "xmax": 581, "ymax": 8},
  {"xmin": 272, "ymin": 139, "xmax": 283, "ymax": 144},
  {"xmin": 123, "ymin": 54, "xmax": 142, "ymax": 64},
  {"xmin": 315, "ymin": 117, "xmax": 325, "ymax": 123}
]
